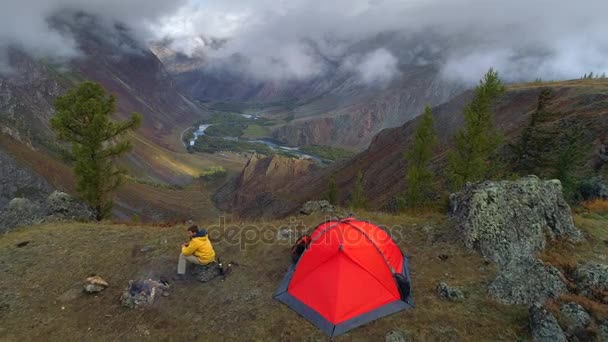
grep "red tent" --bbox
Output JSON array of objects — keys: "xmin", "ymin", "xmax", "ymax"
[{"xmin": 274, "ymin": 218, "xmax": 414, "ymax": 336}]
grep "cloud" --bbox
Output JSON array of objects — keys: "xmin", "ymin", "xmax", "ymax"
[
  {"xmin": 343, "ymin": 48, "xmax": 400, "ymax": 85},
  {"xmin": 154, "ymin": 0, "xmax": 608, "ymax": 84},
  {"xmin": 2, "ymin": 0, "xmax": 608, "ymax": 84},
  {"xmin": 0, "ymin": 0, "xmax": 187, "ymax": 70}
]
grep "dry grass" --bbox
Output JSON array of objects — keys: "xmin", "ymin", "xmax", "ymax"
[
  {"xmin": 0, "ymin": 212, "xmax": 530, "ymax": 341},
  {"xmin": 582, "ymin": 199, "xmax": 608, "ymax": 216}
]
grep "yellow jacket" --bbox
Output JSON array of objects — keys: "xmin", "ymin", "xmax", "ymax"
[{"xmin": 182, "ymin": 233, "xmax": 216, "ymax": 264}]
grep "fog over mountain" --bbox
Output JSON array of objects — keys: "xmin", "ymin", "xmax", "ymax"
[{"xmin": 2, "ymin": 0, "xmax": 608, "ymax": 84}]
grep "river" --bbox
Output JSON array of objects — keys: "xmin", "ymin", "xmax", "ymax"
[{"xmin": 188, "ymin": 124, "xmax": 321, "ymax": 162}]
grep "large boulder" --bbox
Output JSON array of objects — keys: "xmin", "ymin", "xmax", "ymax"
[
  {"xmin": 450, "ymin": 176, "xmax": 582, "ymax": 267},
  {"xmin": 0, "ymin": 198, "xmax": 44, "ymax": 232},
  {"xmin": 489, "ymin": 258, "xmax": 567, "ymax": 304},
  {"xmin": 299, "ymin": 200, "xmax": 336, "ymax": 215},
  {"xmin": 559, "ymin": 302, "xmax": 591, "ymax": 333},
  {"xmin": 45, "ymin": 191, "xmax": 95, "ymax": 221},
  {"xmin": 0, "ymin": 191, "xmax": 93, "ymax": 232},
  {"xmin": 529, "ymin": 303, "xmax": 567, "ymax": 342},
  {"xmin": 571, "ymin": 262, "xmax": 608, "ymax": 298}
]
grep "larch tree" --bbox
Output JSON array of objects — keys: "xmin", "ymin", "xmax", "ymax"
[
  {"xmin": 51, "ymin": 81, "xmax": 142, "ymax": 220},
  {"xmin": 326, "ymin": 175, "xmax": 338, "ymax": 205},
  {"xmin": 404, "ymin": 105, "xmax": 438, "ymax": 207},
  {"xmin": 447, "ymin": 68, "xmax": 506, "ymax": 191},
  {"xmin": 350, "ymin": 170, "xmax": 367, "ymax": 210}
]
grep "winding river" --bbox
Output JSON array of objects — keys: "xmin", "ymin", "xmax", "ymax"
[{"xmin": 188, "ymin": 124, "xmax": 321, "ymax": 162}]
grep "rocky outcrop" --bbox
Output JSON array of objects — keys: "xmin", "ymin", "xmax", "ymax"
[
  {"xmin": 300, "ymin": 200, "xmax": 336, "ymax": 215},
  {"xmin": 215, "ymin": 155, "xmax": 315, "ymax": 218},
  {"xmin": 44, "ymin": 191, "xmax": 94, "ymax": 221},
  {"xmin": 529, "ymin": 303, "xmax": 567, "ymax": 342},
  {"xmin": 559, "ymin": 302, "xmax": 591, "ymax": 333},
  {"xmin": 488, "ymin": 259, "xmax": 567, "ymax": 305},
  {"xmin": 450, "ymin": 176, "xmax": 582, "ymax": 267},
  {"xmin": 571, "ymin": 262, "xmax": 608, "ymax": 298},
  {"xmin": 0, "ymin": 191, "xmax": 94, "ymax": 232},
  {"xmin": 450, "ymin": 176, "xmax": 583, "ymax": 306}
]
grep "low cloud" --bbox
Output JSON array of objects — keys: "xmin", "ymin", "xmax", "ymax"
[
  {"xmin": 342, "ymin": 48, "xmax": 400, "ymax": 85},
  {"xmin": 2, "ymin": 0, "xmax": 608, "ymax": 85}
]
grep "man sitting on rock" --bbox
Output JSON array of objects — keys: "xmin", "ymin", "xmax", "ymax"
[{"xmin": 175, "ymin": 225, "xmax": 216, "ymax": 280}]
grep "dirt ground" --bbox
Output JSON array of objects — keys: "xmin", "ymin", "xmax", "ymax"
[{"xmin": 4, "ymin": 211, "xmax": 601, "ymax": 341}]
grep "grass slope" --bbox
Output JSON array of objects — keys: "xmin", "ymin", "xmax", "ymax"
[{"xmin": 0, "ymin": 212, "xmax": 538, "ymax": 341}]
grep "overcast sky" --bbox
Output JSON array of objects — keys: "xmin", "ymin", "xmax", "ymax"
[{"xmin": 2, "ymin": 0, "xmax": 608, "ymax": 84}]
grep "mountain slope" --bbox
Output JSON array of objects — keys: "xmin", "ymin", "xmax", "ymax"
[
  {"xmin": 218, "ymin": 80, "xmax": 608, "ymax": 218},
  {"xmin": 0, "ymin": 13, "xmax": 246, "ymax": 221}
]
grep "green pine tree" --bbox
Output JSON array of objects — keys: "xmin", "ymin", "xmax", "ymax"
[
  {"xmin": 551, "ymin": 125, "xmax": 590, "ymax": 202},
  {"xmin": 447, "ymin": 68, "xmax": 506, "ymax": 191},
  {"xmin": 404, "ymin": 105, "xmax": 438, "ymax": 207},
  {"xmin": 51, "ymin": 81, "xmax": 142, "ymax": 220},
  {"xmin": 350, "ymin": 171, "xmax": 367, "ymax": 210},
  {"xmin": 326, "ymin": 175, "xmax": 338, "ymax": 205},
  {"xmin": 511, "ymin": 88, "xmax": 557, "ymax": 175}
]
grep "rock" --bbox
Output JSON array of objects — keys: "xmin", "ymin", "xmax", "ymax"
[
  {"xmin": 488, "ymin": 258, "xmax": 567, "ymax": 304},
  {"xmin": 139, "ymin": 245, "xmax": 155, "ymax": 253},
  {"xmin": 385, "ymin": 330, "xmax": 410, "ymax": 342},
  {"xmin": 0, "ymin": 191, "xmax": 93, "ymax": 232},
  {"xmin": 599, "ymin": 321, "xmax": 608, "ymax": 341},
  {"xmin": 84, "ymin": 276, "xmax": 109, "ymax": 294},
  {"xmin": 450, "ymin": 176, "xmax": 582, "ymax": 267},
  {"xmin": 45, "ymin": 191, "xmax": 95, "ymax": 221},
  {"xmin": 559, "ymin": 302, "xmax": 591, "ymax": 332},
  {"xmin": 571, "ymin": 262, "xmax": 608, "ymax": 298},
  {"xmin": 436, "ymin": 282, "xmax": 465, "ymax": 301},
  {"xmin": 529, "ymin": 303, "xmax": 567, "ymax": 342},
  {"xmin": 300, "ymin": 200, "xmax": 336, "ymax": 215},
  {"xmin": 84, "ymin": 284, "xmax": 106, "ymax": 294},
  {"xmin": 0, "ymin": 197, "xmax": 44, "ymax": 232},
  {"xmin": 276, "ymin": 228, "xmax": 297, "ymax": 241}
]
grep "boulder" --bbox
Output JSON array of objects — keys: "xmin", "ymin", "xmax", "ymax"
[
  {"xmin": 84, "ymin": 276, "xmax": 109, "ymax": 294},
  {"xmin": 450, "ymin": 176, "xmax": 582, "ymax": 267},
  {"xmin": 0, "ymin": 198, "xmax": 44, "ymax": 232},
  {"xmin": 0, "ymin": 191, "xmax": 94, "ymax": 232},
  {"xmin": 488, "ymin": 258, "xmax": 567, "ymax": 304},
  {"xmin": 529, "ymin": 303, "xmax": 567, "ymax": 342},
  {"xmin": 436, "ymin": 282, "xmax": 465, "ymax": 301},
  {"xmin": 571, "ymin": 262, "xmax": 608, "ymax": 298},
  {"xmin": 45, "ymin": 191, "xmax": 95, "ymax": 221},
  {"xmin": 300, "ymin": 200, "xmax": 336, "ymax": 215},
  {"xmin": 559, "ymin": 302, "xmax": 591, "ymax": 332},
  {"xmin": 599, "ymin": 321, "xmax": 608, "ymax": 341}
]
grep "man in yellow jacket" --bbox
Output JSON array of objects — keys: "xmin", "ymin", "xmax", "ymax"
[{"xmin": 177, "ymin": 225, "xmax": 216, "ymax": 277}]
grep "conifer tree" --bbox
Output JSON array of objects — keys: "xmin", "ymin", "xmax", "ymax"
[
  {"xmin": 551, "ymin": 125, "xmax": 590, "ymax": 202},
  {"xmin": 326, "ymin": 175, "xmax": 338, "ymax": 205},
  {"xmin": 350, "ymin": 171, "xmax": 367, "ymax": 210},
  {"xmin": 51, "ymin": 81, "xmax": 142, "ymax": 220},
  {"xmin": 447, "ymin": 68, "xmax": 506, "ymax": 190},
  {"xmin": 511, "ymin": 88, "xmax": 556, "ymax": 174},
  {"xmin": 404, "ymin": 106, "xmax": 438, "ymax": 206}
]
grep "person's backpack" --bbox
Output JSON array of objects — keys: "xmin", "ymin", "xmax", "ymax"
[{"xmin": 291, "ymin": 235, "xmax": 312, "ymax": 264}]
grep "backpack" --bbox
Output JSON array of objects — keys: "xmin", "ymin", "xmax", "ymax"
[{"xmin": 291, "ymin": 235, "xmax": 312, "ymax": 264}]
